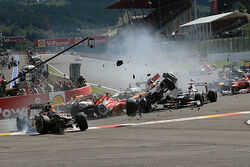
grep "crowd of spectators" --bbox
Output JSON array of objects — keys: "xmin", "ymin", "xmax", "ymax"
[
  {"xmin": 0, "ymin": 49, "xmax": 88, "ymax": 98},
  {"xmin": 1, "ymin": 75, "xmax": 88, "ymax": 97},
  {"xmin": 0, "ymin": 74, "xmax": 7, "ymax": 97},
  {"xmin": 53, "ymin": 80, "xmax": 75, "ymax": 92},
  {"xmin": 0, "ymin": 52, "xmax": 10, "ymax": 67}
]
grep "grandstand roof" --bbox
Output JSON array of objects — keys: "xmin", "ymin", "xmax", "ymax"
[
  {"xmin": 106, "ymin": 0, "xmax": 180, "ymax": 9},
  {"xmin": 180, "ymin": 12, "xmax": 250, "ymax": 27}
]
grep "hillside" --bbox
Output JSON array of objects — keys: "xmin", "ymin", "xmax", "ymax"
[{"xmin": 0, "ymin": 0, "xmax": 119, "ymax": 50}]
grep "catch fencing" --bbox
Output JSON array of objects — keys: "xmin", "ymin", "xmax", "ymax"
[{"xmin": 183, "ymin": 33, "xmax": 250, "ymax": 55}]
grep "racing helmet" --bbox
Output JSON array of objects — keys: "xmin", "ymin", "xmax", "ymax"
[{"xmin": 46, "ymin": 101, "xmax": 53, "ymax": 110}]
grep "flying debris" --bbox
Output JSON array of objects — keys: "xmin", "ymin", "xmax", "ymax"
[
  {"xmin": 116, "ymin": 60, "xmax": 123, "ymax": 66},
  {"xmin": 147, "ymin": 74, "xmax": 151, "ymax": 76},
  {"xmin": 103, "ymin": 64, "xmax": 105, "ymax": 68},
  {"xmin": 133, "ymin": 74, "xmax": 135, "ymax": 79}
]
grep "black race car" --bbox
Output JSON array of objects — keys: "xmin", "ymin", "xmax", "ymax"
[
  {"xmin": 16, "ymin": 102, "xmax": 88, "ymax": 134},
  {"xmin": 126, "ymin": 72, "xmax": 177, "ymax": 116},
  {"xmin": 164, "ymin": 81, "xmax": 217, "ymax": 109}
]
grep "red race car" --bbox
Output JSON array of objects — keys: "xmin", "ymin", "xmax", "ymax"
[
  {"xmin": 94, "ymin": 94, "xmax": 127, "ymax": 117},
  {"xmin": 231, "ymin": 74, "xmax": 250, "ymax": 94},
  {"xmin": 74, "ymin": 94, "xmax": 127, "ymax": 119}
]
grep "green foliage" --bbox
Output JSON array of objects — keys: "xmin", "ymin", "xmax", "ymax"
[
  {"xmin": 0, "ymin": 0, "xmax": 119, "ymax": 50},
  {"xmin": 197, "ymin": 5, "xmax": 210, "ymax": 17},
  {"xmin": 238, "ymin": 3, "xmax": 246, "ymax": 13},
  {"xmin": 91, "ymin": 86, "xmax": 115, "ymax": 94}
]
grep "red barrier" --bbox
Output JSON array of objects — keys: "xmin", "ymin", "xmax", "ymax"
[
  {"xmin": 0, "ymin": 86, "xmax": 91, "ymax": 119},
  {"xmin": 35, "ymin": 36, "xmax": 108, "ymax": 47}
]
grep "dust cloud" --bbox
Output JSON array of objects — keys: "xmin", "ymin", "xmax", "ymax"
[{"xmin": 82, "ymin": 25, "xmax": 207, "ymax": 91}]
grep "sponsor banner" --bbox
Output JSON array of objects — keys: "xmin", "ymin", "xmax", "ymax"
[
  {"xmin": 65, "ymin": 85, "xmax": 91, "ymax": 101},
  {"xmin": 35, "ymin": 39, "xmax": 45, "ymax": 47},
  {"xmin": 35, "ymin": 38, "xmax": 75, "ymax": 47},
  {"xmin": 35, "ymin": 36, "xmax": 108, "ymax": 47},
  {"xmin": 83, "ymin": 36, "xmax": 108, "ymax": 45},
  {"xmin": 45, "ymin": 38, "xmax": 75, "ymax": 47},
  {"xmin": 0, "ymin": 94, "xmax": 48, "ymax": 119},
  {"xmin": 49, "ymin": 91, "xmax": 66, "ymax": 105},
  {"xmin": 0, "ymin": 86, "xmax": 91, "ymax": 119},
  {"xmin": 75, "ymin": 37, "xmax": 82, "ymax": 44},
  {"xmin": 4, "ymin": 36, "xmax": 27, "ymax": 42}
]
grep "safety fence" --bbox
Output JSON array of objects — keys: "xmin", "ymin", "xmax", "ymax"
[{"xmin": 182, "ymin": 33, "xmax": 250, "ymax": 55}]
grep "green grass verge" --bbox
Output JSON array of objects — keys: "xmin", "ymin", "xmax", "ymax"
[
  {"xmin": 48, "ymin": 65, "xmax": 61, "ymax": 76},
  {"xmin": 91, "ymin": 85, "xmax": 115, "ymax": 94},
  {"xmin": 206, "ymin": 61, "xmax": 244, "ymax": 69},
  {"xmin": 206, "ymin": 61, "xmax": 229, "ymax": 69}
]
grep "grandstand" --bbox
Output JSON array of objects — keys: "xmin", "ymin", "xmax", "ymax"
[
  {"xmin": 106, "ymin": 0, "xmax": 192, "ymax": 36},
  {"xmin": 180, "ymin": 12, "xmax": 250, "ymax": 40}
]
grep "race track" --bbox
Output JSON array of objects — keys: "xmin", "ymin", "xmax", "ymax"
[
  {"xmin": 1, "ymin": 93, "xmax": 250, "ymax": 167},
  {"xmin": 1, "ymin": 54, "xmax": 250, "ymax": 167},
  {"xmin": 40, "ymin": 53, "xmax": 220, "ymax": 90}
]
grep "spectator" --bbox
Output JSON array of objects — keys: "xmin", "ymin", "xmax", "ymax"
[
  {"xmin": 76, "ymin": 75, "xmax": 87, "ymax": 88},
  {"xmin": 18, "ymin": 71, "xmax": 25, "ymax": 81},
  {"xmin": 0, "ymin": 76, "xmax": 3, "ymax": 97},
  {"xmin": 30, "ymin": 85, "xmax": 38, "ymax": 94},
  {"xmin": 58, "ymin": 80, "xmax": 64, "ymax": 91},
  {"xmin": 17, "ymin": 89, "xmax": 26, "ymax": 96},
  {"xmin": 44, "ymin": 82, "xmax": 52, "ymax": 93},
  {"xmin": 37, "ymin": 84, "xmax": 45, "ymax": 93},
  {"xmin": 24, "ymin": 87, "xmax": 31, "ymax": 94},
  {"xmin": 1, "ymin": 78, "xmax": 7, "ymax": 97},
  {"xmin": 68, "ymin": 80, "xmax": 74, "ymax": 89},
  {"xmin": 53, "ymin": 82, "xmax": 61, "ymax": 92},
  {"xmin": 63, "ymin": 81, "xmax": 71, "ymax": 91}
]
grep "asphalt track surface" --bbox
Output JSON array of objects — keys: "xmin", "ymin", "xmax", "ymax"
[
  {"xmin": 1, "ymin": 54, "xmax": 250, "ymax": 167},
  {"xmin": 40, "ymin": 53, "xmax": 219, "ymax": 90},
  {"xmin": 0, "ymin": 93, "xmax": 250, "ymax": 166}
]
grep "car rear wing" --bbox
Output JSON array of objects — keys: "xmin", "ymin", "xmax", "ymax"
[{"xmin": 147, "ymin": 73, "xmax": 160, "ymax": 86}]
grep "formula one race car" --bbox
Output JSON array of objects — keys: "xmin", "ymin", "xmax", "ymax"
[
  {"xmin": 164, "ymin": 81, "xmax": 217, "ymax": 109},
  {"xmin": 208, "ymin": 65, "xmax": 244, "ymax": 93},
  {"xmin": 231, "ymin": 74, "xmax": 250, "ymax": 94},
  {"xmin": 189, "ymin": 63, "xmax": 215, "ymax": 76},
  {"xmin": 126, "ymin": 72, "xmax": 177, "ymax": 116},
  {"xmin": 69, "ymin": 93, "xmax": 127, "ymax": 119},
  {"xmin": 240, "ymin": 60, "xmax": 250, "ymax": 73},
  {"xmin": 16, "ymin": 102, "xmax": 88, "ymax": 134},
  {"xmin": 218, "ymin": 65, "xmax": 244, "ymax": 80}
]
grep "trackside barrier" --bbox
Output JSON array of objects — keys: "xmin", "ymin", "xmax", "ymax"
[{"xmin": 0, "ymin": 85, "xmax": 91, "ymax": 119}]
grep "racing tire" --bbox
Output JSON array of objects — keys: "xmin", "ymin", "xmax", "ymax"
[
  {"xmin": 126, "ymin": 98, "xmax": 138, "ymax": 117},
  {"xmin": 245, "ymin": 82, "xmax": 250, "ymax": 88},
  {"xmin": 165, "ymin": 95, "xmax": 174, "ymax": 101},
  {"xmin": 162, "ymin": 78, "xmax": 176, "ymax": 91},
  {"xmin": 221, "ymin": 84, "xmax": 230, "ymax": 91},
  {"xmin": 231, "ymin": 87, "xmax": 237, "ymax": 94},
  {"xmin": 208, "ymin": 90, "xmax": 217, "ymax": 102},
  {"xmin": 138, "ymin": 98, "xmax": 152, "ymax": 113},
  {"xmin": 163, "ymin": 72, "xmax": 177, "ymax": 83},
  {"xmin": 143, "ymin": 101, "xmax": 152, "ymax": 113},
  {"xmin": 194, "ymin": 93, "xmax": 204, "ymax": 106},
  {"xmin": 95, "ymin": 104, "xmax": 108, "ymax": 118},
  {"xmin": 35, "ymin": 115, "xmax": 50, "ymax": 134},
  {"xmin": 75, "ymin": 112, "xmax": 88, "ymax": 131}
]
